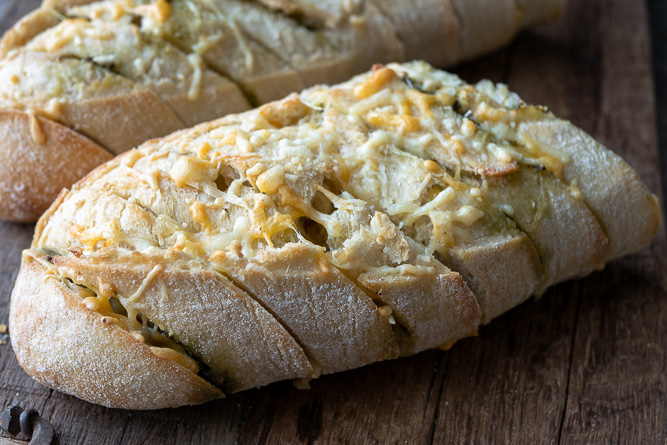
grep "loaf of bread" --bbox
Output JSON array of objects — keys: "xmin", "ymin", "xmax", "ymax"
[
  {"xmin": 0, "ymin": 0, "xmax": 565, "ymax": 222},
  {"xmin": 10, "ymin": 62, "xmax": 660, "ymax": 409}
]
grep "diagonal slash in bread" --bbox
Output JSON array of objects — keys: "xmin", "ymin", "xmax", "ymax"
[{"xmin": 10, "ymin": 62, "xmax": 660, "ymax": 409}]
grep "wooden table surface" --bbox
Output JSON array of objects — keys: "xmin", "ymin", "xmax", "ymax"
[{"xmin": 0, "ymin": 0, "xmax": 665, "ymax": 443}]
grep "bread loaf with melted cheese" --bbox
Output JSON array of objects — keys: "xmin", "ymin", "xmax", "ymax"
[
  {"xmin": 10, "ymin": 62, "xmax": 660, "ymax": 409},
  {"xmin": 0, "ymin": 0, "xmax": 565, "ymax": 222}
]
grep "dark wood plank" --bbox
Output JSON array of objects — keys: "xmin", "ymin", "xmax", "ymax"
[
  {"xmin": 506, "ymin": 1, "xmax": 666, "ymax": 442},
  {"xmin": 648, "ymin": 0, "xmax": 667, "ymax": 206},
  {"xmin": 555, "ymin": 0, "xmax": 667, "ymax": 442},
  {"xmin": 431, "ymin": 285, "xmax": 578, "ymax": 444},
  {"xmin": 237, "ymin": 352, "xmax": 447, "ymax": 444}
]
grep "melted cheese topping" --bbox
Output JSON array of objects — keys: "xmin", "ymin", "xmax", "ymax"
[
  {"xmin": 36, "ymin": 63, "xmax": 547, "ymax": 284},
  {"xmin": 35, "ymin": 63, "xmax": 576, "ymax": 333},
  {"xmin": 255, "ymin": 165, "xmax": 285, "ymax": 194},
  {"xmin": 25, "ymin": 13, "xmax": 207, "ymax": 106},
  {"xmin": 388, "ymin": 61, "xmax": 571, "ymax": 180},
  {"xmin": 135, "ymin": 0, "xmax": 172, "ymax": 24},
  {"xmin": 170, "ymin": 157, "xmax": 217, "ymax": 187}
]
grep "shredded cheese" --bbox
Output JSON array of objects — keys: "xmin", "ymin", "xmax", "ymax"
[
  {"xmin": 125, "ymin": 264, "xmax": 164, "ymax": 308},
  {"xmin": 27, "ymin": 111, "xmax": 46, "ymax": 145}
]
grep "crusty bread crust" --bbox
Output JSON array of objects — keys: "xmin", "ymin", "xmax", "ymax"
[
  {"xmin": 22, "ymin": 17, "xmax": 250, "ymax": 129},
  {"xmin": 518, "ymin": 120, "xmax": 661, "ymax": 260},
  {"xmin": 10, "ymin": 251, "xmax": 223, "ymax": 409},
  {"xmin": 256, "ymin": 0, "xmax": 363, "ymax": 28},
  {"xmin": 224, "ymin": 244, "xmax": 402, "ymax": 375},
  {"xmin": 0, "ymin": 110, "xmax": 112, "ymax": 222},
  {"xmin": 49, "ymin": 254, "xmax": 315, "ymax": 392},
  {"xmin": 0, "ymin": 51, "xmax": 186, "ymax": 155},
  {"xmin": 358, "ymin": 267, "xmax": 480, "ymax": 355},
  {"xmin": 0, "ymin": 8, "xmax": 59, "ymax": 59},
  {"xmin": 370, "ymin": 0, "xmax": 460, "ymax": 68},
  {"xmin": 164, "ymin": 70, "xmax": 251, "ymax": 127},
  {"xmin": 59, "ymin": 89, "xmax": 185, "ymax": 155},
  {"xmin": 443, "ymin": 234, "xmax": 543, "ymax": 324},
  {"xmin": 481, "ymin": 167, "xmax": 609, "ymax": 292},
  {"xmin": 450, "ymin": 0, "xmax": 565, "ymax": 62}
]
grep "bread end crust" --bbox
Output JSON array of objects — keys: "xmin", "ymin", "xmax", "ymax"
[
  {"xmin": 0, "ymin": 8, "xmax": 60, "ymax": 59},
  {"xmin": 9, "ymin": 251, "xmax": 223, "ymax": 409},
  {"xmin": 0, "ymin": 110, "xmax": 113, "ymax": 223}
]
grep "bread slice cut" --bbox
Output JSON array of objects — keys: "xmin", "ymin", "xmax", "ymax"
[
  {"xmin": 295, "ymin": 87, "xmax": 543, "ymax": 322},
  {"xmin": 135, "ymin": 107, "xmax": 484, "ymax": 351},
  {"xmin": 140, "ymin": 89, "xmax": 538, "ymax": 326},
  {"xmin": 24, "ymin": 18, "xmax": 250, "ymax": 126},
  {"xmin": 67, "ymin": 0, "xmax": 304, "ymax": 104},
  {"xmin": 0, "ymin": 0, "xmax": 570, "ymax": 224},
  {"xmin": 33, "ymin": 107, "xmax": 485, "ymax": 372},
  {"xmin": 517, "ymin": 120, "xmax": 661, "ymax": 260},
  {"xmin": 10, "ymin": 250, "xmax": 223, "ymax": 409},
  {"xmin": 480, "ymin": 168, "xmax": 608, "ymax": 291},
  {"xmin": 368, "ymin": 0, "xmax": 565, "ymax": 67},
  {"xmin": 257, "ymin": 0, "xmax": 565, "ymax": 59},
  {"xmin": 392, "ymin": 62, "xmax": 660, "ymax": 263},
  {"xmin": 325, "ymin": 64, "xmax": 609, "ymax": 292},
  {"xmin": 446, "ymin": 78, "xmax": 661, "ymax": 261},
  {"xmin": 141, "ymin": 115, "xmax": 482, "ymax": 350},
  {"xmin": 215, "ymin": 243, "xmax": 404, "ymax": 373},
  {"xmin": 201, "ymin": 0, "xmax": 403, "ymax": 89},
  {"xmin": 34, "ymin": 149, "xmax": 404, "ymax": 376},
  {"xmin": 267, "ymin": 185, "xmax": 481, "ymax": 356},
  {"xmin": 49, "ymin": 251, "xmax": 314, "ymax": 392},
  {"xmin": 0, "ymin": 51, "xmax": 183, "ymax": 154}
]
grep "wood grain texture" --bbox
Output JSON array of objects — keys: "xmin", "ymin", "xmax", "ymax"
[
  {"xmin": 649, "ymin": 0, "xmax": 667, "ymax": 207},
  {"xmin": 0, "ymin": 0, "xmax": 665, "ymax": 443}
]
